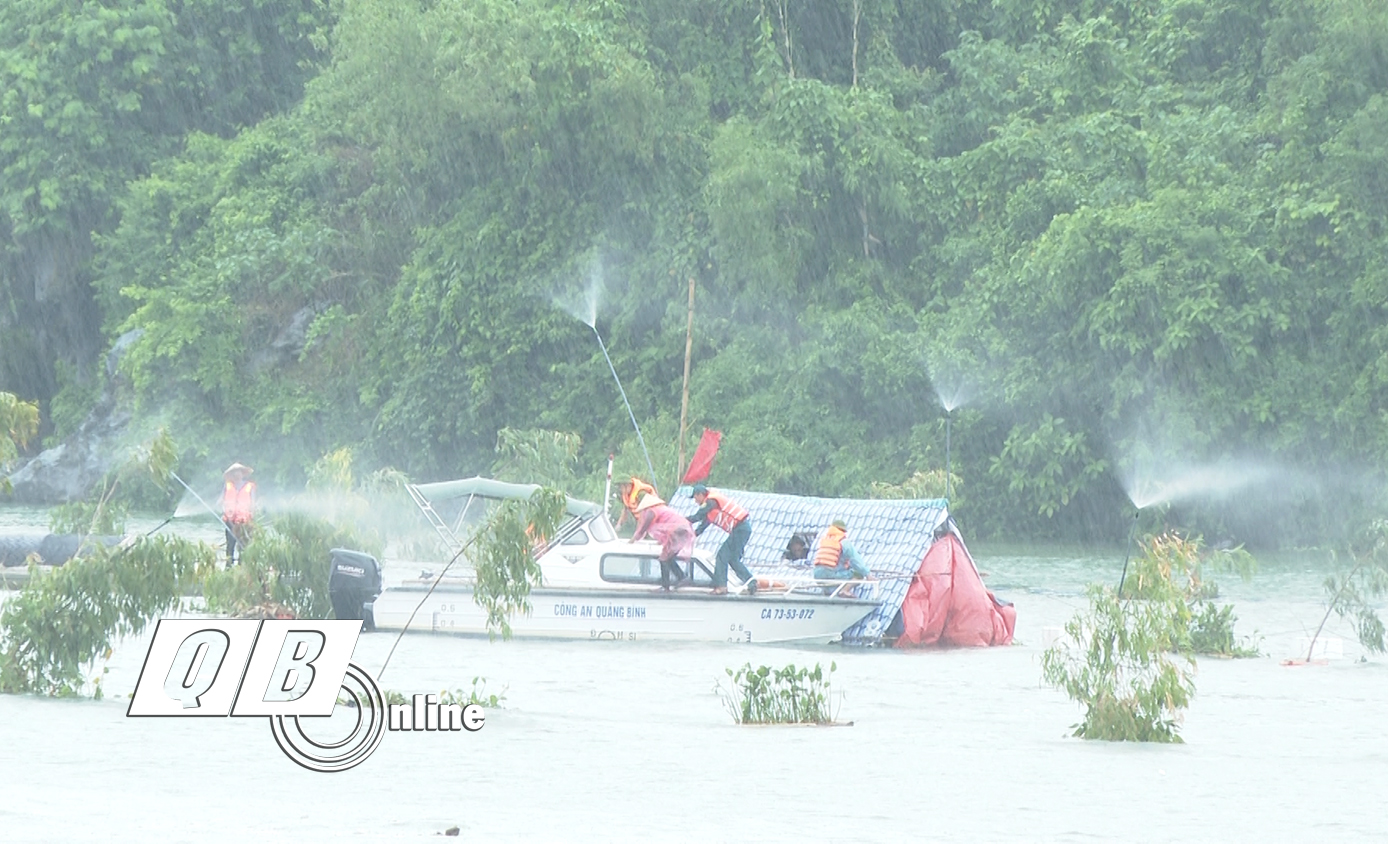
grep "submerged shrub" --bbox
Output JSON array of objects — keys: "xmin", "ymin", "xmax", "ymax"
[
  {"xmin": 1042, "ymin": 585, "xmax": 1195, "ymax": 743},
  {"xmin": 719, "ymin": 662, "xmax": 839, "ymax": 725},
  {"xmin": 1121, "ymin": 532, "xmax": 1259, "ymax": 658}
]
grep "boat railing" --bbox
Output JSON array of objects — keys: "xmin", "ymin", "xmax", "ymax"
[{"xmin": 753, "ymin": 573, "xmax": 907, "ymax": 602}]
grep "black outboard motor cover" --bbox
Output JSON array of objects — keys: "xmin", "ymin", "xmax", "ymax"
[{"xmin": 328, "ymin": 548, "xmax": 382, "ymax": 629}]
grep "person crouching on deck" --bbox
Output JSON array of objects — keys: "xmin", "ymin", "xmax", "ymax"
[
  {"xmin": 221, "ymin": 462, "xmax": 257, "ymax": 567},
  {"xmin": 688, "ymin": 484, "xmax": 757, "ymax": 596},
  {"xmin": 813, "ymin": 520, "xmax": 870, "ymax": 581},
  {"xmin": 630, "ymin": 496, "xmax": 693, "ymax": 591}
]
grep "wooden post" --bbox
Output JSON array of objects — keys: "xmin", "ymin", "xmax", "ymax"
[{"xmin": 677, "ymin": 276, "xmax": 696, "ymax": 485}]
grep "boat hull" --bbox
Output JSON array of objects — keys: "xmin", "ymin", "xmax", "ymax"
[{"xmin": 368, "ymin": 585, "xmax": 876, "ymax": 645}]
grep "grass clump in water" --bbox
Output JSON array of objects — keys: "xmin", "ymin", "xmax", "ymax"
[{"xmin": 719, "ymin": 662, "xmax": 840, "ymax": 725}]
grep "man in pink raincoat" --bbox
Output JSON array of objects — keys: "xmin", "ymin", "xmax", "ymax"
[{"xmin": 630, "ymin": 495, "xmax": 695, "ymax": 591}]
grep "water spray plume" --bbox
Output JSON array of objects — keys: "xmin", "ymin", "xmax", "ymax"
[{"xmin": 1122, "ymin": 461, "xmax": 1280, "ymax": 510}]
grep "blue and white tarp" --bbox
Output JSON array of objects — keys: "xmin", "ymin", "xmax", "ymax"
[{"xmin": 669, "ymin": 487, "xmax": 950, "ymax": 645}]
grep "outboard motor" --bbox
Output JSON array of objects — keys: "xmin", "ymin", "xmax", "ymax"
[{"xmin": 328, "ymin": 548, "xmax": 382, "ymax": 630}]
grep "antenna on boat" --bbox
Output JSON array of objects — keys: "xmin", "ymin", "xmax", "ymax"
[{"xmin": 591, "ymin": 323, "xmax": 657, "ymax": 486}]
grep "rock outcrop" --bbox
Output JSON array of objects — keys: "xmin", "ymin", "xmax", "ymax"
[{"xmin": 3, "ymin": 330, "xmax": 141, "ymax": 504}]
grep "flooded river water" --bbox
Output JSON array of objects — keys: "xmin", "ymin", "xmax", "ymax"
[{"xmin": 1, "ymin": 508, "xmax": 1385, "ymax": 842}]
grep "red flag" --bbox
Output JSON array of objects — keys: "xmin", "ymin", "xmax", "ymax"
[{"xmin": 682, "ymin": 429, "xmax": 722, "ymax": 484}]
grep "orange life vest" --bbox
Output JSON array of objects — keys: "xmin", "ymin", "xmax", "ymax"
[
  {"xmin": 703, "ymin": 491, "xmax": 748, "ymax": 532},
  {"xmin": 814, "ymin": 525, "xmax": 846, "ymax": 568},
  {"xmin": 223, "ymin": 480, "xmax": 256, "ymax": 524},
  {"xmin": 623, "ymin": 478, "xmax": 656, "ymax": 512}
]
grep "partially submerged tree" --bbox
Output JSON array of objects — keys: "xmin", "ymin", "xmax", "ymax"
[
  {"xmin": 1044, "ymin": 532, "xmax": 1258, "ymax": 741},
  {"xmin": 1043, "ymin": 585, "xmax": 1196, "ymax": 742},
  {"xmin": 0, "ymin": 534, "xmax": 217, "ymax": 697},
  {"xmin": 1301, "ymin": 520, "xmax": 1388, "ymax": 663},
  {"xmin": 1120, "ymin": 532, "xmax": 1259, "ymax": 658}
]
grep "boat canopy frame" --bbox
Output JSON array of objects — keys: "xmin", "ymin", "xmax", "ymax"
[{"xmin": 406, "ymin": 476, "xmax": 604, "ymax": 558}]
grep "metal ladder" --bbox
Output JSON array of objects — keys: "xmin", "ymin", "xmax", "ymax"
[{"xmin": 406, "ymin": 484, "xmax": 463, "ymax": 557}]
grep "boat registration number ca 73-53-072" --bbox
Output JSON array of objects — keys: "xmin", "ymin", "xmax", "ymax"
[{"xmin": 760, "ymin": 607, "xmax": 815, "ymax": 620}]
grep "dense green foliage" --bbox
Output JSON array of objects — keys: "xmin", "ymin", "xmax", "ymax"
[
  {"xmin": 0, "ymin": 0, "xmax": 332, "ymax": 402},
  {"xmin": 6, "ymin": 0, "xmax": 1388, "ymax": 544}
]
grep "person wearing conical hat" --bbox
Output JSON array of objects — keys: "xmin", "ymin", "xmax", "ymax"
[
  {"xmin": 615, "ymin": 476, "xmax": 657, "ymax": 531},
  {"xmin": 220, "ymin": 462, "xmax": 257, "ymax": 567},
  {"xmin": 630, "ymin": 495, "xmax": 694, "ymax": 591}
]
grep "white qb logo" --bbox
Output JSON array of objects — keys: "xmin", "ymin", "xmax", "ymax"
[{"xmin": 128, "ymin": 619, "xmax": 386, "ymax": 772}]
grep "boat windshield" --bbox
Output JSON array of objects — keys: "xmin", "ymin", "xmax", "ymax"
[
  {"xmin": 599, "ymin": 553, "xmax": 714, "ymax": 587},
  {"xmin": 586, "ymin": 515, "xmax": 616, "ymax": 543}
]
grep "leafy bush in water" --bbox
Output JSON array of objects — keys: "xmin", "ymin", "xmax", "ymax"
[
  {"xmin": 1042, "ymin": 585, "xmax": 1195, "ymax": 743},
  {"xmin": 1120, "ymin": 532, "xmax": 1259, "ymax": 658},
  {"xmin": 719, "ymin": 662, "xmax": 838, "ymax": 725},
  {"xmin": 202, "ymin": 512, "xmax": 381, "ymax": 619},
  {"xmin": 0, "ymin": 536, "xmax": 216, "ymax": 697}
]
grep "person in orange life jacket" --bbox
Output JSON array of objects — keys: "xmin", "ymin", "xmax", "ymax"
[
  {"xmin": 813, "ymin": 520, "xmax": 870, "ymax": 580},
  {"xmin": 688, "ymin": 484, "xmax": 757, "ymax": 595},
  {"xmin": 221, "ymin": 462, "xmax": 257, "ymax": 567},
  {"xmin": 630, "ymin": 495, "xmax": 694, "ymax": 591},
  {"xmin": 615, "ymin": 477, "xmax": 657, "ymax": 531}
]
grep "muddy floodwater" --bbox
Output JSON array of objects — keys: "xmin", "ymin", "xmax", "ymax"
[{"xmin": 2, "ymin": 508, "xmax": 1386, "ymax": 842}]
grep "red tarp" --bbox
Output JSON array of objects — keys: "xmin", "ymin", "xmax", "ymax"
[
  {"xmin": 682, "ymin": 429, "xmax": 722, "ymax": 484},
  {"xmin": 895, "ymin": 532, "xmax": 1016, "ymax": 648}
]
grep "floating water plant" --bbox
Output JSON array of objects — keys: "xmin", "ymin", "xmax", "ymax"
[
  {"xmin": 370, "ymin": 677, "xmax": 505, "ymax": 709},
  {"xmin": 718, "ymin": 662, "xmax": 842, "ymax": 725}
]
